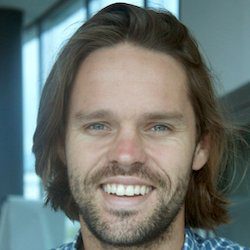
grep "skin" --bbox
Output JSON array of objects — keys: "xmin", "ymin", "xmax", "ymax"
[{"xmin": 65, "ymin": 43, "xmax": 210, "ymax": 250}]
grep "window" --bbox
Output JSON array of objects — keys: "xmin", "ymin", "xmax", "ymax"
[
  {"xmin": 89, "ymin": 0, "xmax": 144, "ymax": 16},
  {"xmin": 41, "ymin": 8, "xmax": 86, "ymax": 83},
  {"xmin": 147, "ymin": 0, "xmax": 179, "ymax": 18},
  {"xmin": 22, "ymin": 30, "xmax": 40, "ymax": 200}
]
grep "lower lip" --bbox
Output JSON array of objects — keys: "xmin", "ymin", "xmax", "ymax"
[{"xmin": 100, "ymin": 188, "xmax": 154, "ymax": 210}]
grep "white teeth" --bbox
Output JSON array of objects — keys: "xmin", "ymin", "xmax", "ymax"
[
  {"xmin": 102, "ymin": 184, "xmax": 152, "ymax": 196},
  {"xmin": 125, "ymin": 185, "xmax": 135, "ymax": 196},
  {"xmin": 134, "ymin": 185, "xmax": 140, "ymax": 195},
  {"xmin": 116, "ymin": 185, "xmax": 125, "ymax": 196},
  {"xmin": 140, "ymin": 186, "xmax": 146, "ymax": 195},
  {"xmin": 111, "ymin": 184, "xmax": 116, "ymax": 194}
]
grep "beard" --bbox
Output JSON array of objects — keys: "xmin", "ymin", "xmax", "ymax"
[{"xmin": 68, "ymin": 162, "xmax": 191, "ymax": 248}]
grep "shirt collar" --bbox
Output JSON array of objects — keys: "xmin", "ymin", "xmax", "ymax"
[{"xmin": 73, "ymin": 227, "xmax": 203, "ymax": 250}]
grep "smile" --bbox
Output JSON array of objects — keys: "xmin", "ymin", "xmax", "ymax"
[{"xmin": 102, "ymin": 183, "xmax": 152, "ymax": 196}]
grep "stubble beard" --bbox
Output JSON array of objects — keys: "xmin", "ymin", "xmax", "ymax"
[{"xmin": 68, "ymin": 163, "xmax": 191, "ymax": 249}]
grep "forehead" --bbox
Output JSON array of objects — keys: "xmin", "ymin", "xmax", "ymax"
[
  {"xmin": 69, "ymin": 43, "xmax": 192, "ymax": 120},
  {"xmin": 76, "ymin": 43, "xmax": 187, "ymax": 88}
]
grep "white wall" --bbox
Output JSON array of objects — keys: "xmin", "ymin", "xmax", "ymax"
[{"xmin": 180, "ymin": 0, "xmax": 250, "ymax": 95}]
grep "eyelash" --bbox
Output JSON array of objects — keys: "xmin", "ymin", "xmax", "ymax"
[
  {"xmin": 150, "ymin": 124, "xmax": 171, "ymax": 132},
  {"xmin": 148, "ymin": 123, "xmax": 174, "ymax": 136},
  {"xmin": 85, "ymin": 123, "xmax": 110, "ymax": 131}
]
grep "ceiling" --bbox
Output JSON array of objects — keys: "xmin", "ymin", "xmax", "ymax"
[{"xmin": 0, "ymin": 0, "xmax": 60, "ymax": 26}]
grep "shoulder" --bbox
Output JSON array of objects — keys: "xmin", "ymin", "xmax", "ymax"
[
  {"xmin": 50, "ymin": 241, "xmax": 76, "ymax": 250},
  {"xmin": 184, "ymin": 228, "xmax": 250, "ymax": 250}
]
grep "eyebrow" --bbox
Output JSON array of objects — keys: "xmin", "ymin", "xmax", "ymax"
[
  {"xmin": 74, "ymin": 110, "xmax": 116, "ymax": 122},
  {"xmin": 139, "ymin": 112, "xmax": 184, "ymax": 123},
  {"xmin": 73, "ymin": 109, "xmax": 185, "ymax": 124}
]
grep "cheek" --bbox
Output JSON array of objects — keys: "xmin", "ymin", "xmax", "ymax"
[
  {"xmin": 65, "ymin": 134, "xmax": 109, "ymax": 175},
  {"xmin": 145, "ymin": 138, "xmax": 195, "ymax": 177}
]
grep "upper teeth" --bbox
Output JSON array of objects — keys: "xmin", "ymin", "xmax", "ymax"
[{"xmin": 102, "ymin": 184, "xmax": 152, "ymax": 196}]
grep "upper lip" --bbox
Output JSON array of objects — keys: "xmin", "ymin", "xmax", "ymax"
[{"xmin": 100, "ymin": 176, "xmax": 155, "ymax": 188}]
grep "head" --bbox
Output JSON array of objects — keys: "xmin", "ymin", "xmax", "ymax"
[{"xmin": 33, "ymin": 2, "xmax": 231, "ymax": 246}]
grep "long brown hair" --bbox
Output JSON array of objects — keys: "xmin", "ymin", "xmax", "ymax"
[{"xmin": 33, "ymin": 3, "xmax": 233, "ymax": 229}]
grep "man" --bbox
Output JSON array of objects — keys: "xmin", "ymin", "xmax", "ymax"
[{"xmin": 33, "ymin": 3, "xmax": 249, "ymax": 250}]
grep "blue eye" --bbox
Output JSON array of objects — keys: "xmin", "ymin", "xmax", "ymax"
[
  {"xmin": 151, "ymin": 124, "xmax": 169, "ymax": 132},
  {"xmin": 84, "ymin": 122, "xmax": 112, "ymax": 136},
  {"xmin": 88, "ymin": 123, "xmax": 106, "ymax": 130}
]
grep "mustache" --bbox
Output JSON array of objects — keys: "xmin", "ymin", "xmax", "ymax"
[{"xmin": 84, "ymin": 162, "xmax": 169, "ymax": 189}]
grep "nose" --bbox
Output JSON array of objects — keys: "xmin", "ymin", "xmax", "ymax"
[{"xmin": 107, "ymin": 128, "xmax": 146, "ymax": 166}]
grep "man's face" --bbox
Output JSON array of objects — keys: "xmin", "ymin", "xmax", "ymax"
[{"xmin": 65, "ymin": 43, "xmax": 208, "ymax": 247}]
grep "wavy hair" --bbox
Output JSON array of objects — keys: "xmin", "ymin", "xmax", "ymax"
[{"xmin": 33, "ymin": 3, "xmax": 233, "ymax": 229}]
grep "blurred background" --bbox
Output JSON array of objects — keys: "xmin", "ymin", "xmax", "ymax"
[{"xmin": 0, "ymin": 0, "xmax": 249, "ymax": 249}]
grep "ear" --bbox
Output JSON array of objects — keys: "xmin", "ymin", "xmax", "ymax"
[{"xmin": 192, "ymin": 133, "xmax": 210, "ymax": 171}]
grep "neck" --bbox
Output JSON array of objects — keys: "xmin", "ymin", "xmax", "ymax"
[{"xmin": 80, "ymin": 208, "xmax": 185, "ymax": 250}]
